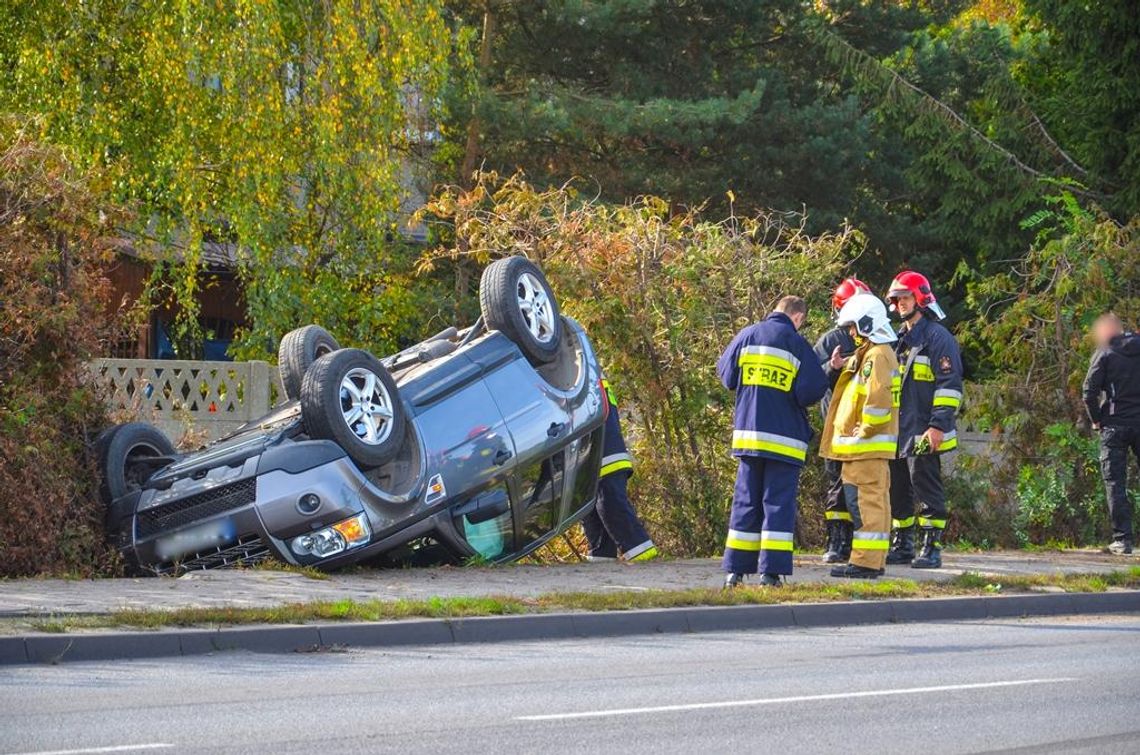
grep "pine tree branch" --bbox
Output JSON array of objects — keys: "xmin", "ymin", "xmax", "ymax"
[{"xmin": 809, "ymin": 24, "xmax": 1111, "ymax": 202}]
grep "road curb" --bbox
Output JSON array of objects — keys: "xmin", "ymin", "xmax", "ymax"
[{"xmin": 3, "ymin": 590, "xmax": 1138, "ymax": 665}]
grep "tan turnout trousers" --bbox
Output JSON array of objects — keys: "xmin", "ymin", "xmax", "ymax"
[{"xmin": 841, "ymin": 458, "xmax": 891, "ymax": 570}]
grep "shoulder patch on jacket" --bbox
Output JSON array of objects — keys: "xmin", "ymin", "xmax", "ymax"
[
  {"xmin": 862, "ymin": 359, "xmax": 873, "ymax": 378},
  {"xmin": 939, "ymin": 355, "xmax": 953, "ymax": 374}
]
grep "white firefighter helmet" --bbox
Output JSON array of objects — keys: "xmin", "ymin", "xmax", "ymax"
[{"xmin": 836, "ymin": 294, "xmax": 897, "ymax": 344}]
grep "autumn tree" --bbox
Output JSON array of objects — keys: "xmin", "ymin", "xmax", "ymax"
[{"xmin": 0, "ymin": 0, "xmax": 453, "ymax": 357}]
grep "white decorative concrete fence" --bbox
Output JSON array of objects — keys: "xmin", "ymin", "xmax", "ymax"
[{"xmin": 90, "ymin": 359, "xmax": 277, "ymax": 442}]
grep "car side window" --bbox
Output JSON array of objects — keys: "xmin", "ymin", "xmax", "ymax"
[
  {"xmin": 453, "ymin": 485, "xmax": 513, "ymax": 561},
  {"xmin": 567, "ymin": 430, "xmax": 600, "ymax": 517},
  {"xmin": 516, "ymin": 451, "xmax": 564, "ymax": 543}
]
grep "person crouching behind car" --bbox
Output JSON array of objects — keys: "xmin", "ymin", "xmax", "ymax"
[
  {"xmin": 580, "ymin": 376, "xmax": 659, "ymax": 563},
  {"xmin": 819, "ymin": 294, "xmax": 901, "ymax": 578},
  {"xmin": 718, "ymin": 296, "xmax": 828, "ymax": 588}
]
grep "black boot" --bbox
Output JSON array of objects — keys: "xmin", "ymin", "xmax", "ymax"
[
  {"xmin": 886, "ymin": 526, "xmax": 915, "ymax": 565},
  {"xmin": 911, "ymin": 527, "xmax": 943, "ymax": 569},
  {"xmin": 724, "ymin": 572, "xmax": 746, "ymax": 589},
  {"xmin": 830, "ymin": 563, "xmax": 884, "ymax": 579},
  {"xmin": 758, "ymin": 573, "xmax": 784, "ymax": 587},
  {"xmin": 838, "ymin": 522, "xmax": 853, "ymax": 562},
  {"xmin": 823, "ymin": 521, "xmax": 844, "ymax": 563}
]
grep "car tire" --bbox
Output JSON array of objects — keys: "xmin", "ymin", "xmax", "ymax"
[
  {"xmin": 278, "ymin": 325, "xmax": 341, "ymax": 401},
  {"xmin": 480, "ymin": 256, "xmax": 562, "ymax": 365},
  {"xmin": 301, "ymin": 348, "xmax": 406, "ymax": 469},
  {"xmin": 97, "ymin": 423, "xmax": 176, "ymax": 506}
]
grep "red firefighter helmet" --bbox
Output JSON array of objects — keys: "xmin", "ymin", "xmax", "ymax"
[
  {"xmin": 886, "ymin": 270, "xmax": 946, "ymax": 320},
  {"xmin": 831, "ymin": 277, "xmax": 872, "ymax": 312}
]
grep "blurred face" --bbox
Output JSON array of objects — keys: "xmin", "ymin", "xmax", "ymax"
[
  {"xmin": 893, "ymin": 292, "xmax": 918, "ymax": 320},
  {"xmin": 790, "ymin": 311, "xmax": 807, "ymax": 331},
  {"xmin": 1093, "ymin": 317, "xmax": 1123, "ymax": 348}
]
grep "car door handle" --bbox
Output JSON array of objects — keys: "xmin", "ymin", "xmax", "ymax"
[
  {"xmin": 547, "ymin": 422, "xmax": 567, "ymax": 438},
  {"xmin": 494, "ymin": 448, "xmax": 513, "ymax": 466}
]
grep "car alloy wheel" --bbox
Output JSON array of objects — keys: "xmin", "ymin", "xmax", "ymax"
[
  {"xmin": 480, "ymin": 255, "xmax": 563, "ymax": 366},
  {"xmin": 301, "ymin": 348, "xmax": 406, "ymax": 469},
  {"xmin": 516, "ymin": 271, "xmax": 557, "ymax": 344},
  {"xmin": 339, "ymin": 367, "xmax": 395, "ymax": 445}
]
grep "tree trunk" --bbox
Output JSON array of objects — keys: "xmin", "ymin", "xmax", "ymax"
[{"xmin": 459, "ymin": 4, "xmax": 496, "ymax": 188}]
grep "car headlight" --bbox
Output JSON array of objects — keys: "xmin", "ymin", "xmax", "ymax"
[{"xmin": 290, "ymin": 513, "xmax": 371, "ymax": 559}]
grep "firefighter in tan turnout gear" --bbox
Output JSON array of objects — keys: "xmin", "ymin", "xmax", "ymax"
[{"xmin": 820, "ymin": 294, "xmax": 901, "ymax": 578}]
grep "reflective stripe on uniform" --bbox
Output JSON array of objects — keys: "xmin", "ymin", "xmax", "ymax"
[
  {"xmin": 861, "ymin": 405, "xmax": 892, "ymax": 425},
  {"xmin": 852, "ymin": 531, "xmax": 890, "ymax": 550},
  {"xmin": 739, "ymin": 345, "xmax": 801, "ymax": 370},
  {"xmin": 825, "ymin": 510, "xmax": 853, "ymax": 522},
  {"xmin": 830, "ymin": 433, "xmax": 898, "ymax": 456},
  {"xmin": 912, "ymin": 356, "xmax": 934, "ymax": 382},
  {"xmin": 760, "ymin": 530, "xmax": 795, "ymax": 552},
  {"xmin": 738, "ymin": 346, "xmax": 800, "ymax": 392},
  {"xmin": 731, "ymin": 430, "xmax": 808, "ymax": 461},
  {"xmin": 622, "ymin": 539, "xmax": 656, "ymax": 560},
  {"xmin": 601, "ymin": 378, "xmax": 618, "ymax": 408},
  {"xmin": 892, "ymin": 516, "xmax": 916, "ymax": 529},
  {"xmin": 939, "ymin": 430, "xmax": 958, "ymax": 451},
  {"xmin": 918, "ymin": 517, "xmax": 947, "ymax": 529},
  {"xmin": 599, "ymin": 452, "xmax": 633, "ymax": 477},
  {"xmin": 726, "ymin": 529, "xmax": 762, "ymax": 551},
  {"xmin": 933, "ymin": 388, "xmax": 963, "ymax": 409}
]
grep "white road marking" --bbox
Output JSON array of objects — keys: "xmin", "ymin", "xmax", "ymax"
[
  {"xmin": 516, "ymin": 678, "xmax": 1075, "ymax": 721},
  {"xmin": 6, "ymin": 744, "xmax": 173, "ymax": 755}
]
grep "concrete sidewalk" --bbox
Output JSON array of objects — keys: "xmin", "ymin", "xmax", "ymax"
[{"xmin": 1, "ymin": 549, "xmax": 1134, "ymax": 617}]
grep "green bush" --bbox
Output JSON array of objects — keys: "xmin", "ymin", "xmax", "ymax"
[
  {"xmin": 0, "ymin": 122, "xmax": 120, "ymax": 576},
  {"xmin": 1012, "ymin": 422, "xmax": 1118, "ymax": 547}
]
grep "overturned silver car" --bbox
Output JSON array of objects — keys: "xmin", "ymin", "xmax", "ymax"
[{"xmin": 97, "ymin": 257, "xmax": 607, "ymax": 574}]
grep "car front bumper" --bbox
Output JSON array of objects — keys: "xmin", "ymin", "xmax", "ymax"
[{"xmin": 117, "ymin": 443, "xmax": 387, "ymax": 573}]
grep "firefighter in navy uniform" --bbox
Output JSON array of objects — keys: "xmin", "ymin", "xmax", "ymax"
[
  {"xmin": 814, "ymin": 277, "xmax": 873, "ymax": 563},
  {"xmin": 580, "ymin": 376, "xmax": 658, "ymax": 563},
  {"xmin": 718, "ymin": 296, "xmax": 828, "ymax": 588},
  {"xmin": 884, "ymin": 271, "xmax": 964, "ymax": 569}
]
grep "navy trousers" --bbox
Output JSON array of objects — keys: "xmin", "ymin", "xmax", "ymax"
[
  {"xmin": 823, "ymin": 457, "xmax": 850, "ymax": 523},
  {"xmin": 582, "ymin": 470, "xmax": 653, "ymax": 558},
  {"xmin": 723, "ymin": 456, "xmax": 800, "ymax": 575}
]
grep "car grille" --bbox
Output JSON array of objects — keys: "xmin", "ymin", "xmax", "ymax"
[
  {"xmin": 136, "ymin": 477, "xmax": 257, "ymax": 538},
  {"xmin": 153, "ymin": 534, "xmax": 271, "ymax": 575}
]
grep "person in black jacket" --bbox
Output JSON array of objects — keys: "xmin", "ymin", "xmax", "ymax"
[
  {"xmin": 1082, "ymin": 313, "xmax": 1140, "ymax": 555},
  {"xmin": 813, "ymin": 277, "xmax": 872, "ymax": 563}
]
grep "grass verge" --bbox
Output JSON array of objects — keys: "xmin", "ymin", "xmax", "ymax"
[{"xmin": 14, "ymin": 566, "xmax": 1140, "ymax": 634}]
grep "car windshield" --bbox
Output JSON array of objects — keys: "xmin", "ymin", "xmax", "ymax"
[{"xmin": 162, "ymin": 432, "xmax": 269, "ymax": 473}]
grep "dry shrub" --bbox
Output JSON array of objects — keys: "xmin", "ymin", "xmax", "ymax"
[
  {"xmin": 422, "ymin": 173, "xmax": 858, "ymax": 555},
  {"xmin": 0, "ymin": 120, "xmax": 121, "ymax": 576}
]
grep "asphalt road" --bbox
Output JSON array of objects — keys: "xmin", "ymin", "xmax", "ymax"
[{"xmin": 1, "ymin": 615, "xmax": 1138, "ymax": 755}]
